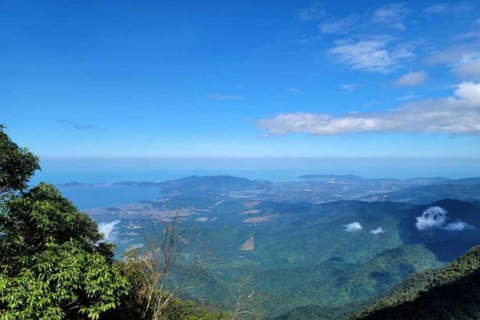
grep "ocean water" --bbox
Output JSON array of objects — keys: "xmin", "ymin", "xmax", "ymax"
[
  {"xmin": 58, "ymin": 185, "xmax": 162, "ymax": 210},
  {"xmin": 30, "ymin": 157, "xmax": 480, "ymax": 210},
  {"xmin": 48, "ymin": 171, "xmax": 299, "ymax": 210}
]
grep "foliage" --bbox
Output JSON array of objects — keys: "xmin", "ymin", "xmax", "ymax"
[
  {"xmin": 0, "ymin": 241, "xmax": 128, "ymax": 320},
  {"xmin": 0, "ymin": 126, "xmax": 128, "ymax": 319},
  {"xmin": 0, "ymin": 125, "xmax": 40, "ymax": 195},
  {"xmin": 0, "ymin": 183, "xmax": 113, "ymax": 267}
]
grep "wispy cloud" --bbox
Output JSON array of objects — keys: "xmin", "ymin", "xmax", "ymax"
[
  {"xmin": 424, "ymin": 3, "xmax": 472, "ymax": 14},
  {"xmin": 328, "ymin": 37, "xmax": 415, "ymax": 73},
  {"xmin": 363, "ymin": 101, "xmax": 380, "ymax": 108},
  {"xmin": 455, "ymin": 61, "xmax": 480, "ymax": 80},
  {"xmin": 396, "ymin": 70, "xmax": 428, "ymax": 86},
  {"xmin": 395, "ymin": 94, "xmax": 424, "ymax": 101},
  {"xmin": 428, "ymin": 42, "xmax": 480, "ymax": 80},
  {"xmin": 423, "ymin": 3, "xmax": 449, "ymax": 14},
  {"xmin": 371, "ymin": 2, "xmax": 409, "ymax": 31},
  {"xmin": 210, "ymin": 93, "xmax": 243, "ymax": 101},
  {"xmin": 256, "ymin": 82, "xmax": 480, "ymax": 136},
  {"xmin": 287, "ymin": 88, "xmax": 301, "ymax": 94},
  {"xmin": 298, "ymin": 3, "xmax": 326, "ymax": 21},
  {"xmin": 339, "ymin": 83, "xmax": 359, "ymax": 91},
  {"xmin": 58, "ymin": 120, "xmax": 95, "ymax": 130},
  {"xmin": 319, "ymin": 15, "xmax": 360, "ymax": 34}
]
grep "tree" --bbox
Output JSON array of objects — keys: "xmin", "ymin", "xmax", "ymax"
[
  {"xmin": 0, "ymin": 125, "xmax": 129, "ymax": 319},
  {"xmin": 106, "ymin": 211, "xmax": 222, "ymax": 320},
  {"xmin": 0, "ymin": 125, "xmax": 40, "ymax": 196}
]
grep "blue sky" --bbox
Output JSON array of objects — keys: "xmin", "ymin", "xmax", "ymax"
[{"xmin": 2, "ymin": 0, "xmax": 480, "ymax": 162}]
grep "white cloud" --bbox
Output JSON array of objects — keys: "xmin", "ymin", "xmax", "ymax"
[
  {"xmin": 319, "ymin": 15, "xmax": 359, "ymax": 34},
  {"xmin": 397, "ymin": 71, "xmax": 428, "ymax": 86},
  {"xmin": 428, "ymin": 43, "xmax": 480, "ymax": 80},
  {"xmin": 344, "ymin": 222, "xmax": 362, "ymax": 232},
  {"xmin": 415, "ymin": 206, "xmax": 473, "ymax": 231},
  {"xmin": 444, "ymin": 221, "xmax": 474, "ymax": 231},
  {"xmin": 339, "ymin": 83, "xmax": 359, "ymax": 91},
  {"xmin": 210, "ymin": 93, "xmax": 243, "ymax": 101},
  {"xmin": 370, "ymin": 227, "xmax": 384, "ymax": 235},
  {"xmin": 372, "ymin": 3, "xmax": 409, "ymax": 31},
  {"xmin": 287, "ymin": 88, "xmax": 301, "ymax": 94},
  {"xmin": 454, "ymin": 60, "xmax": 480, "ymax": 80},
  {"xmin": 416, "ymin": 206, "xmax": 447, "ymax": 231},
  {"xmin": 329, "ymin": 38, "xmax": 415, "ymax": 73},
  {"xmin": 98, "ymin": 220, "xmax": 120, "ymax": 241},
  {"xmin": 428, "ymin": 45, "xmax": 480, "ymax": 65},
  {"xmin": 256, "ymin": 82, "xmax": 480, "ymax": 136}
]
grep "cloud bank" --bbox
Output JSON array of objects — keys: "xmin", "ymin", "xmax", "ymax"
[
  {"xmin": 344, "ymin": 222, "xmax": 362, "ymax": 232},
  {"xmin": 256, "ymin": 82, "xmax": 480, "ymax": 136}
]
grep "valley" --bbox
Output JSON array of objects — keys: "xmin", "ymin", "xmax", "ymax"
[{"xmin": 61, "ymin": 175, "xmax": 480, "ymax": 319}]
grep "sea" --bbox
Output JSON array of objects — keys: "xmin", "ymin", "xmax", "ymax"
[{"xmin": 30, "ymin": 165, "xmax": 480, "ymax": 211}]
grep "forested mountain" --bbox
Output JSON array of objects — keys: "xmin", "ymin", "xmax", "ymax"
[
  {"xmin": 353, "ymin": 245, "xmax": 480, "ymax": 320},
  {"xmin": 115, "ymin": 175, "xmax": 273, "ymax": 194},
  {"xmin": 156, "ymin": 198, "xmax": 480, "ymax": 318}
]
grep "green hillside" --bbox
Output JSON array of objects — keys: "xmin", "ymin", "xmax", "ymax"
[
  {"xmin": 353, "ymin": 245, "xmax": 480, "ymax": 320},
  {"xmin": 174, "ymin": 198, "xmax": 480, "ymax": 317}
]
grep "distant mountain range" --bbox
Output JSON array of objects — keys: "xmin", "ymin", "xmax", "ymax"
[
  {"xmin": 58, "ymin": 174, "xmax": 480, "ymax": 205},
  {"xmin": 68, "ymin": 174, "xmax": 480, "ymax": 318},
  {"xmin": 298, "ymin": 174, "xmax": 480, "ymax": 186},
  {"xmin": 378, "ymin": 184, "xmax": 480, "ymax": 204}
]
